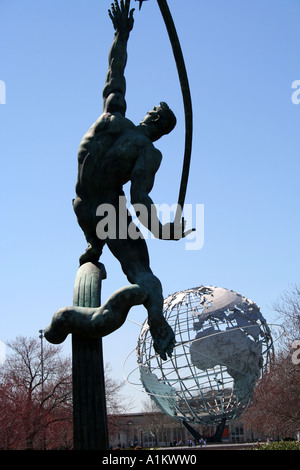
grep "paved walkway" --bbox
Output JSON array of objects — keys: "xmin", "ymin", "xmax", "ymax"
[{"xmin": 155, "ymin": 442, "xmax": 257, "ymax": 451}]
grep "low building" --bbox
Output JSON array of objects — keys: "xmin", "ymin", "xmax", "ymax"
[{"xmin": 108, "ymin": 411, "xmax": 261, "ymax": 449}]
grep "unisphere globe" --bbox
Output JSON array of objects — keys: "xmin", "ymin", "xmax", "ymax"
[{"xmin": 136, "ymin": 286, "xmax": 274, "ymax": 426}]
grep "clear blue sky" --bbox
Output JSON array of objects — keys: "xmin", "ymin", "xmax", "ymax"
[{"xmin": 1, "ymin": 0, "xmax": 299, "ymax": 409}]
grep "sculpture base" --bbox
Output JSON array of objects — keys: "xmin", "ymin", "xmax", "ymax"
[
  {"xmin": 72, "ymin": 335, "xmax": 108, "ymax": 450},
  {"xmin": 72, "ymin": 262, "xmax": 108, "ymax": 450}
]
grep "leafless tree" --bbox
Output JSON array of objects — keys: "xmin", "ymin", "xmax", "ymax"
[
  {"xmin": 273, "ymin": 283, "xmax": 300, "ymax": 350},
  {"xmin": 0, "ymin": 336, "xmax": 72, "ymax": 449},
  {"xmin": 0, "ymin": 336, "xmax": 132, "ymax": 449},
  {"xmin": 141, "ymin": 398, "xmax": 176, "ymax": 446},
  {"xmin": 105, "ymin": 363, "xmax": 134, "ymax": 439},
  {"xmin": 242, "ymin": 285, "xmax": 300, "ymax": 439}
]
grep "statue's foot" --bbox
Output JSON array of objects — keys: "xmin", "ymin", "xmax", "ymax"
[
  {"xmin": 149, "ymin": 316, "xmax": 176, "ymax": 360},
  {"xmin": 79, "ymin": 243, "xmax": 102, "ymax": 266},
  {"xmin": 44, "ymin": 307, "xmax": 74, "ymax": 344}
]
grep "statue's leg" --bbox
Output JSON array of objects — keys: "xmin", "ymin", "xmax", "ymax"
[
  {"xmin": 106, "ymin": 235, "xmax": 176, "ymax": 359},
  {"xmin": 44, "ymin": 283, "xmax": 148, "ymax": 344},
  {"xmin": 72, "ymin": 197, "xmax": 105, "ymax": 265}
]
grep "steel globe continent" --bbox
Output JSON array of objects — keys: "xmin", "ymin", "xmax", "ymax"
[{"xmin": 136, "ymin": 286, "xmax": 273, "ymax": 426}]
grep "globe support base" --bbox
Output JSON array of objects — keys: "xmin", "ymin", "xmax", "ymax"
[{"xmin": 182, "ymin": 418, "xmax": 226, "ymax": 443}]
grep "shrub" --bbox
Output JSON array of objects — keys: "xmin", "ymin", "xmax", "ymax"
[{"xmin": 257, "ymin": 441, "xmax": 300, "ymax": 450}]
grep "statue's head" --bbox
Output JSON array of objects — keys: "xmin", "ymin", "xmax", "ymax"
[{"xmin": 140, "ymin": 102, "xmax": 176, "ymax": 141}]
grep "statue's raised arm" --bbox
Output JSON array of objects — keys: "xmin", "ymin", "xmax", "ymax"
[{"xmin": 103, "ymin": 0, "xmax": 135, "ymax": 115}]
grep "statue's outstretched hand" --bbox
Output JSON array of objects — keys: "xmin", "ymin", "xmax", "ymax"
[{"xmin": 108, "ymin": 0, "xmax": 135, "ymax": 36}]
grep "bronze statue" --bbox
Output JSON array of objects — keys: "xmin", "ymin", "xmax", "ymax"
[{"xmin": 45, "ymin": 0, "xmax": 192, "ymax": 360}]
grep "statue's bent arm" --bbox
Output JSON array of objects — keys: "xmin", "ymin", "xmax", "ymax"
[{"xmin": 130, "ymin": 148, "xmax": 164, "ymax": 238}]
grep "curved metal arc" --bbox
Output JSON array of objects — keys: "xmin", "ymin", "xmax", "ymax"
[{"xmin": 156, "ymin": 0, "xmax": 193, "ymax": 222}]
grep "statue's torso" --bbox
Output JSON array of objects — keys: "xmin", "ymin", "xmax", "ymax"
[{"xmin": 75, "ymin": 112, "xmax": 161, "ymax": 202}]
